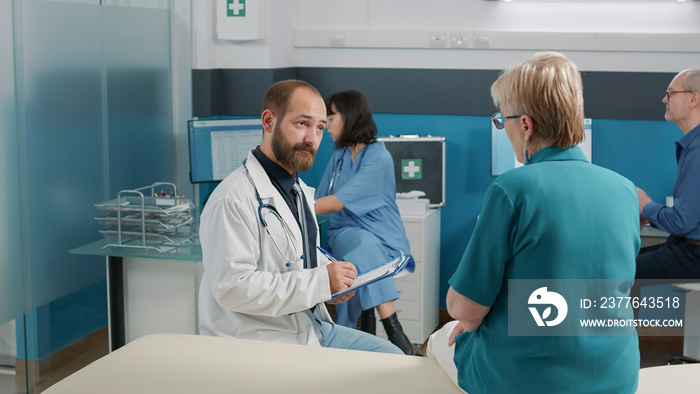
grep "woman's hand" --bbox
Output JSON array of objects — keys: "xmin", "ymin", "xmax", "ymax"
[
  {"xmin": 315, "ymin": 195, "xmax": 344, "ymax": 215},
  {"xmin": 448, "ymin": 322, "xmax": 466, "ymax": 346},
  {"xmin": 446, "ymin": 287, "xmax": 491, "ymax": 332}
]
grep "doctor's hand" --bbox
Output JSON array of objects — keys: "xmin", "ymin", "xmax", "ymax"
[
  {"xmin": 327, "ymin": 261, "xmax": 357, "ymax": 295},
  {"xmin": 331, "ymin": 290, "xmax": 356, "ymax": 304}
]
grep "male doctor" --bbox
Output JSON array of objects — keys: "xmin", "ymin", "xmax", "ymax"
[{"xmin": 198, "ymin": 79, "xmax": 403, "ymax": 354}]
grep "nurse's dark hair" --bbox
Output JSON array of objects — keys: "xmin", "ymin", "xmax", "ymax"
[
  {"xmin": 326, "ymin": 90, "xmax": 377, "ymax": 149},
  {"xmin": 261, "ymin": 79, "xmax": 322, "ymax": 122}
]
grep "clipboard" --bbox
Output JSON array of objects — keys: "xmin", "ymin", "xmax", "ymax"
[{"xmin": 331, "ymin": 252, "xmax": 410, "ymax": 298}]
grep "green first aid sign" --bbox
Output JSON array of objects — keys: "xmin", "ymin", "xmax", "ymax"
[
  {"xmin": 227, "ymin": 0, "xmax": 246, "ymax": 17},
  {"xmin": 401, "ymin": 159, "xmax": 422, "ymax": 180}
]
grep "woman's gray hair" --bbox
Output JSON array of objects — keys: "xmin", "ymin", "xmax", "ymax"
[{"xmin": 490, "ymin": 52, "xmax": 585, "ymax": 149}]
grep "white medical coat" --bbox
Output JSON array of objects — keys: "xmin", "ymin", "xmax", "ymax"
[{"xmin": 198, "ymin": 150, "xmax": 333, "ymax": 346}]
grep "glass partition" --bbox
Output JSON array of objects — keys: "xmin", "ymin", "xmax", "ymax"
[
  {"xmin": 0, "ymin": 0, "xmax": 22, "ymax": 328},
  {"xmin": 0, "ymin": 0, "xmax": 23, "ymax": 387},
  {"xmin": 104, "ymin": 2, "xmax": 173, "ymax": 193},
  {"xmin": 2, "ymin": 0, "xmax": 173, "ymax": 391}
]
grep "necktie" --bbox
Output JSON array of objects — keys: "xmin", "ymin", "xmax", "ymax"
[
  {"xmin": 292, "ymin": 181, "xmax": 324, "ymax": 345},
  {"xmin": 291, "ymin": 182, "xmax": 310, "ymax": 269}
]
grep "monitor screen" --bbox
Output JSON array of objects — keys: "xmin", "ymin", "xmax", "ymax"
[
  {"xmin": 188, "ymin": 118, "xmax": 263, "ymax": 183},
  {"xmin": 491, "ymin": 118, "xmax": 592, "ymax": 176}
]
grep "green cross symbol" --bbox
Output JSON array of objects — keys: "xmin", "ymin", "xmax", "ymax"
[
  {"xmin": 227, "ymin": 0, "xmax": 246, "ymax": 17},
  {"xmin": 401, "ymin": 159, "xmax": 422, "ymax": 180}
]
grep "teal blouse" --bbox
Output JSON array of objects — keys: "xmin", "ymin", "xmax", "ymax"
[{"xmin": 449, "ymin": 146, "xmax": 641, "ymax": 393}]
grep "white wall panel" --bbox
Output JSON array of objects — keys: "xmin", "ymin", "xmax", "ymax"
[
  {"xmin": 295, "ymin": 0, "xmax": 369, "ymax": 29},
  {"xmin": 193, "ymin": 0, "xmax": 700, "ymax": 72},
  {"xmin": 268, "ymin": 0, "xmax": 295, "ymax": 69},
  {"xmin": 290, "ymin": 47, "xmax": 700, "ymax": 74},
  {"xmin": 363, "ymin": 1, "xmax": 700, "ymax": 33}
]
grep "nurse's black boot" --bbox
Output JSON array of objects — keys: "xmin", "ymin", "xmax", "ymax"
[
  {"xmin": 360, "ymin": 308, "xmax": 376, "ymax": 335},
  {"xmin": 381, "ymin": 313, "xmax": 417, "ymax": 355}
]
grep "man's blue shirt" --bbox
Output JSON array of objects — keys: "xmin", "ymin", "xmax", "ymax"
[{"xmin": 643, "ymin": 123, "xmax": 700, "ymax": 240}]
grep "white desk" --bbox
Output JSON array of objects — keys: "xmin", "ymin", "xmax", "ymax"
[
  {"xmin": 637, "ymin": 363, "xmax": 700, "ymax": 393},
  {"xmin": 640, "ymin": 224, "xmax": 669, "ymax": 248},
  {"xmin": 71, "ymin": 239, "xmax": 203, "ymax": 351}
]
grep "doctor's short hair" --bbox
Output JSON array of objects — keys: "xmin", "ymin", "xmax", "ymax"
[
  {"xmin": 261, "ymin": 79, "xmax": 322, "ymax": 120},
  {"xmin": 490, "ymin": 52, "xmax": 585, "ymax": 149},
  {"xmin": 325, "ymin": 90, "xmax": 378, "ymax": 149},
  {"xmin": 681, "ymin": 69, "xmax": 700, "ymax": 93}
]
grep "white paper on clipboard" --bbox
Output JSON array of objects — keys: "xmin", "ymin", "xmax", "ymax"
[{"xmin": 331, "ymin": 252, "xmax": 409, "ymax": 298}]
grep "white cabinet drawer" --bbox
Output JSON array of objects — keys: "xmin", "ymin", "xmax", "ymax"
[
  {"xmin": 395, "ymin": 299, "xmax": 420, "ymax": 320},
  {"xmin": 376, "ymin": 318, "xmax": 421, "ymax": 344},
  {"xmin": 398, "ymin": 260, "xmax": 421, "ymax": 283},
  {"xmin": 396, "ymin": 280, "xmax": 420, "ymax": 301},
  {"xmin": 403, "ymin": 221, "xmax": 422, "ymax": 257},
  {"xmin": 402, "ymin": 319, "xmax": 420, "ymax": 342}
]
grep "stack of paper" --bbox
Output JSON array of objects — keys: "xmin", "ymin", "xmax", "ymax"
[{"xmin": 332, "ymin": 252, "xmax": 409, "ymax": 298}]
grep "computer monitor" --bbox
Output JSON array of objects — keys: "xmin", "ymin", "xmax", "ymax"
[
  {"xmin": 188, "ymin": 118, "xmax": 263, "ymax": 183},
  {"xmin": 490, "ymin": 118, "xmax": 592, "ymax": 176}
]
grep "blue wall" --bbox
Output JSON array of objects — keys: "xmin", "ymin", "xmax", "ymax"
[
  {"xmin": 16, "ymin": 280, "xmax": 107, "ymax": 360},
  {"xmin": 192, "ymin": 67, "xmax": 682, "ymax": 309},
  {"xmin": 303, "ymin": 114, "xmax": 682, "ymax": 308}
]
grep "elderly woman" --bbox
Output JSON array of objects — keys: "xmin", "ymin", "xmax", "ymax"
[{"xmin": 427, "ymin": 52, "xmax": 640, "ymax": 393}]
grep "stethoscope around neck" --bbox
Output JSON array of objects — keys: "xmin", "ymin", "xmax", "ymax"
[
  {"xmin": 327, "ymin": 143, "xmax": 371, "ymax": 195},
  {"xmin": 243, "ymin": 161, "xmax": 304, "ymax": 267}
]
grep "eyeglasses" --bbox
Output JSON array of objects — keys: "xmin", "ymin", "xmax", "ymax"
[
  {"xmin": 666, "ymin": 89, "xmax": 694, "ymax": 100},
  {"xmin": 491, "ymin": 112, "xmax": 522, "ymax": 130}
]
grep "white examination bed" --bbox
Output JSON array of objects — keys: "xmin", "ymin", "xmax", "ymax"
[
  {"xmin": 44, "ymin": 332, "xmax": 690, "ymax": 393},
  {"xmin": 43, "ymin": 333, "xmax": 463, "ymax": 394}
]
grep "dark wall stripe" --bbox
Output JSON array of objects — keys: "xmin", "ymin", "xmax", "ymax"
[
  {"xmin": 298, "ymin": 68, "xmax": 501, "ymax": 116},
  {"xmin": 580, "ymin": 71, "xmax": 672, "ymax": 120},
  {"xmin": 193, "ymin": 68, "xmax": 675, "ymax": 120},
  {"xmin": 192, "ymin": 68, "xmax": 298, "ymax": 117}
]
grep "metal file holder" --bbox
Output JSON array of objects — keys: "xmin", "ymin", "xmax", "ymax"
[{"xmin": 95, "ymin": 182, "xmax": 197, "ymax": 253}]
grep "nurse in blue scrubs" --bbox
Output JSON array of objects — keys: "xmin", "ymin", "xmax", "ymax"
[{"xmin": 315, "ymin": 90, "xmax": 417, "ymax": 355}]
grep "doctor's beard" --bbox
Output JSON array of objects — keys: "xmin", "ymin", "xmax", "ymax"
[{"xmin": 271, "ymin": 124, "xmax": 317, "ymax": 172}]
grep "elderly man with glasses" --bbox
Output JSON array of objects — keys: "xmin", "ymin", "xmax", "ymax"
[{"xmin": 635, "ymin": 69, "xmax": 700, "ymax": 281}]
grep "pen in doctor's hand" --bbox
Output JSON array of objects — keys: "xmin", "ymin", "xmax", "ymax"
[{"xmin": 317, "ymin": 246, "xmax": 337, "ymax": 262}]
